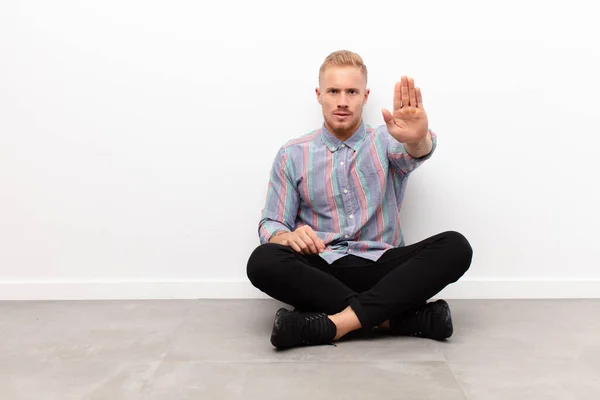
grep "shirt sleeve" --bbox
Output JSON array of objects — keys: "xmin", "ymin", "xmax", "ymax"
[
  {"xmin": 258, "ymin": 147, "xmax": 300, "ymax": 244},
  {"xmin": 386, "ymin": 128, "xmax": 438, "ymax": 178}
]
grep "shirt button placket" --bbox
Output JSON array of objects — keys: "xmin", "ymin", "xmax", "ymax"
[
  {"xmin": 338, "ymin": 145, "xmax": 354, "ymax": 247},
  {"xmin": 339, "ymin": 154, "xmax": 353, "ymax": 219}
]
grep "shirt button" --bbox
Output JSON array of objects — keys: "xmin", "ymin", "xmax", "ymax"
[
  {"xmin": 349, "ymin": 214, "xmax": 354, "ymax": 219},
  {"xmin": 343, "ymin": 189, "xmax": 348, "ymax": 194},
  {"xmin": 341, "ymin": 144, "xmax": 345, "ymax": 147},
  {"xmin": 348, "ymin": 249, "xmax": 352, "ymax": 253},
  {"xmin": 345, "ymin": 234, "xmax": 349, "ymax": 238},
  {"xmin": 340, "ymin": 161, "xmax": 344, "ymax": 166}
]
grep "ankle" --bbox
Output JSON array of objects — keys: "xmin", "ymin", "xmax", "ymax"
[
  {"xmin": 379, "ymin": 320, "xmax": 391, "ymax": 330},
  {"xmin": 328, "ymin": 307, "xmax": 362, "ymax": 340},
  {"xmin": 327, "ymin": 316, "xmax": 346, "ymax": 341}
]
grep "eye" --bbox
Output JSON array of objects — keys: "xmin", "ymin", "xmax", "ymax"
[
  {"xmin": 329, "ymin": 89, "xmax": 338, "ymax": 94},
  {"xmin": 348, "ymin": 89, "xmax": 357, "ymax": 94}
]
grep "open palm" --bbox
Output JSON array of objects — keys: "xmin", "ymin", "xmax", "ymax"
[{"xmin": 382, "ymin": 76, "xmax": 429, "ymax": 144}]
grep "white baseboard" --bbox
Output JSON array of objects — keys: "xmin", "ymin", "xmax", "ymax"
[{"xmin": 0, "ymin": 278, "xmax": 599, "ymax": 301}]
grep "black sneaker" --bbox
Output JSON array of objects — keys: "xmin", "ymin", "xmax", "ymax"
[
  {"xmin": 389, "ymin": 299, "xmax": 453, "ymax": 341},
  {"xmin": 270, "ymin": 308, "xmax": 337, "ymax": 349}
]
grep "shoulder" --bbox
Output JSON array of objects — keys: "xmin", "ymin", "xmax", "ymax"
[
  {"xmin": 281, "ymin": 127, "xmax": 322, "ymax": 150},
  {"xmin": 275, "ymin": 127, "xmax": 323, "ymax": 160},
  {"xmin": 372, "ymin": 124, "xmax": 390, "ymax": 137},
  {"xmin": 364, "ymin": 124, "xmax": 392, "ymax": 145},
  {"xmin": 270, "ymin": 127, "xmax": 322, "ymax": 166}
]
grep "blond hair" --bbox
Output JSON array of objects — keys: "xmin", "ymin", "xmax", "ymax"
[{"xmin": 318, "ymin": 50, "xmax": 368, "ymax": 84}]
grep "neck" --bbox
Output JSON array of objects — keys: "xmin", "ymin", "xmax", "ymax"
[{"xmin": 325, "ymin": 120, "xmax": 362, "ymax": 142}]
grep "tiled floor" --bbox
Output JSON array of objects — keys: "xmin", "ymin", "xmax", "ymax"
[{"xmin": 1, "ymin": 299, "xmax": 599, "ymax": 399}]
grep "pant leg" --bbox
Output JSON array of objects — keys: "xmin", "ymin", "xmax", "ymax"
[
  {"xmin": 246, "ymin": 242, "xmax": 363, "ymax": 316},
  {"xmin": 331, "ymin": 231, "xmax": 473, "ymax": 328}
]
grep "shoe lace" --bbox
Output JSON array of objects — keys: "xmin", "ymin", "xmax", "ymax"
[
  {"xmin": 301, "ymin": 314, "xmax": 337, "ymax": 346},
  {"xmin": 402, "ymin": 308, "xmax": 433, "ymax": 337}
]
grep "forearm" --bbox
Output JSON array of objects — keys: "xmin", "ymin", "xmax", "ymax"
[
  {"xmin": 404, "ymin": 131, "xmax": 433, "ymax": 159},
  {"xmin": 259, "ymin": 219, "xmax": 292, "ymax": 245},
  {"xmin": 269, "ymin": 230, "xmax": 290, "ymax": 244}
]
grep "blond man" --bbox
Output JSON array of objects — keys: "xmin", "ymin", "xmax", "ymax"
[{"xmin": 247, "ymin": 50, "xmax": 473, "ymax": 349}]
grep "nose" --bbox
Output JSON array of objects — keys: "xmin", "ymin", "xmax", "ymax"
[{"xmin": 337, "ymin": 92, "xmax": 349, "ymax": 108}]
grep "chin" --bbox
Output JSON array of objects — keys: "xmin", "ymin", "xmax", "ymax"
[{"xmin": 331, "ymin": 120, "xmax": 358, "ymax": 135}]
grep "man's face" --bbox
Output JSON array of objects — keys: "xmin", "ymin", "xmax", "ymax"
[{"xmin": 316, "ymin": 66, "xmax": 369, "ymax": 139}]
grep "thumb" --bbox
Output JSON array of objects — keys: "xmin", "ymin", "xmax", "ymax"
[{"xmin": 382, "ymin": 108, "xmax": 394, "ymax": 126}]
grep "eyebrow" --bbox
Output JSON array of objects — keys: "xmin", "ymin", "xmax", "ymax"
[{"xmin": 326, "ymin": 87, "xmax": 361, "ymax": 92}]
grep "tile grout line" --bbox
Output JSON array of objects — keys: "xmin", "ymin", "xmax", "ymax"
[
  {"xmin": 438, "ymin": 299, "xmax": 470, "ymax": 400},
  {"xmin": 137, "ymin": 301, "xmax": 196, "ymax": 399},
  {"xmin": 441, "ymin": 345, "xmax": 471, "ymax": 400}
]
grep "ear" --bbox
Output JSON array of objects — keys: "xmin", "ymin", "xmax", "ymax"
[
  {"xmin": 363, "ymin": 88, "xmax": 370, "ymax": 105},
  {"xmin": 315, "ymin": 87, "xmax": 322, "ymax": 105}
]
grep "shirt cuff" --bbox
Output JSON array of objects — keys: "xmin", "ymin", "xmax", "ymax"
[{"xmin": 259, "ymin": 221, "xmax": 291, "ymax": 244}]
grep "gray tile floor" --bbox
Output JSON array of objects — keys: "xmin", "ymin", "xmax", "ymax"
[{"xmin": 1, "ymin": 299, "xmax": 599, "ymax": 399}]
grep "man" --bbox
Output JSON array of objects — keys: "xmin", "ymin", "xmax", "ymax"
[{"xmin": 247, "ymin": 50, "xmax": 473, "ymax": 349}]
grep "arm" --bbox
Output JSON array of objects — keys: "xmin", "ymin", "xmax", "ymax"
[
  {"xmin": 387, "ymin": 128, "xmax": 437, "ymax": 177},
  {"xmin": 258, "ymin": 147, "xmax": 300, "ymax": 244},
  {"xmin": 404, "ymin": 130, "xmax": 433, "ymax": 159}
]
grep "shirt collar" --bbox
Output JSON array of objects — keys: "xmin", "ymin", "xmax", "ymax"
[{"xmin": 320, "ymin": 120, "xmax": 367, "ymax": 152}]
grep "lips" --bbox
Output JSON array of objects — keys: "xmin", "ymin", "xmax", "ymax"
[{"xmin": 334, "ymin": 113, "xmax": 350, "ymax": 117}]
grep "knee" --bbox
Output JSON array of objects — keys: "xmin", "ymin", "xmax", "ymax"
[
  {"xmin": 442, "ymin": 230, "xmax": 473, "ymax": 274},
  {"xmin": 246, "ymin": 243, "xmax": 284, "ymax": 286}
]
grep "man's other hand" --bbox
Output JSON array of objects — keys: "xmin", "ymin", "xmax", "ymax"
[{"xmin": 270, "ymin": 226, "xmax": 326, "ymax": 255}]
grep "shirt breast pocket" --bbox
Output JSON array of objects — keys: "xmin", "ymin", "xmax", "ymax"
[{"xmin": 354, "ymin": 162, "xmax": 385, "ymax": 207}]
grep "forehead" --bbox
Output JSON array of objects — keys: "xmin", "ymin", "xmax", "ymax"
[{"xmin": 321, "ymin": 65, "xmax": 366, "ymax": 87}]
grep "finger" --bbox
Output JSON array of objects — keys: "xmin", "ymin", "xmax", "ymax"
[
  {"xmin": 408, "ymin": 77, "xmax": 417, "ymax": 107},
  {"xmin": 289, "ymin": 239, "xmax": 302, "ymax": 253},
  {"xmin": 382, "ymin": 108, "xmax": 394, "ymax": 125},
  {"xmin": 416, "ymin": 87, "xmax": 424, "ymax": 109},
  {"xmin": 294, "ymin": 237, "xmax": 310, "ymax": 254},
  {"xmin": 300, "ymin": 231, "xmax": 318, "ymax": 254},
  {"xmin": 393, "ymin": 81, "xmax": 402, "ymax": 111},
  {"xmin": 305, "ymin": 229, "xmax": 325, "ymax": 252},
  {"xmin": 401, "ymin": 76, "xmax": 409, "ymax": 109}
]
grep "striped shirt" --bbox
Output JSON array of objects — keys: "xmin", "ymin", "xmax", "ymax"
[{"xmin": 258, "ymin": 120, "xmax": 437, "ymax": 264}]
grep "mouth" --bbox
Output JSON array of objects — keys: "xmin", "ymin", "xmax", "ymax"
[{"xmin": 333, "ymin": 112, "xmax": 351, "ymax": 119}]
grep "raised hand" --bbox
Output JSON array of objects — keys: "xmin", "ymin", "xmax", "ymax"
[{"xmin": 382, "ymin": 76, "xmax": 429, "ymax": 144}]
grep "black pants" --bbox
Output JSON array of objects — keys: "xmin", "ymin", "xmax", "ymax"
[{"xmin": 246, "ymin": 231, "xmax": 473, "ymax": 329}]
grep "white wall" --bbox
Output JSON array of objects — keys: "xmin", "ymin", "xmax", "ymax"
[{"xmin": 1, "ymin": 0, "xmax": 599, "ymax": 300}]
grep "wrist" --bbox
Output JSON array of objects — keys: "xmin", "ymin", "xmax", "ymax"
[
  {"xmin": 405, "ymin": 130, "xmax": 430, "ymax": 147},
  {"xmin": 269, "ymin": 231, "xmax": 289, "ymax": 243},
  {"xmin": 404, "ymin": 131, "xmax": 432, "ymax": 158}
]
